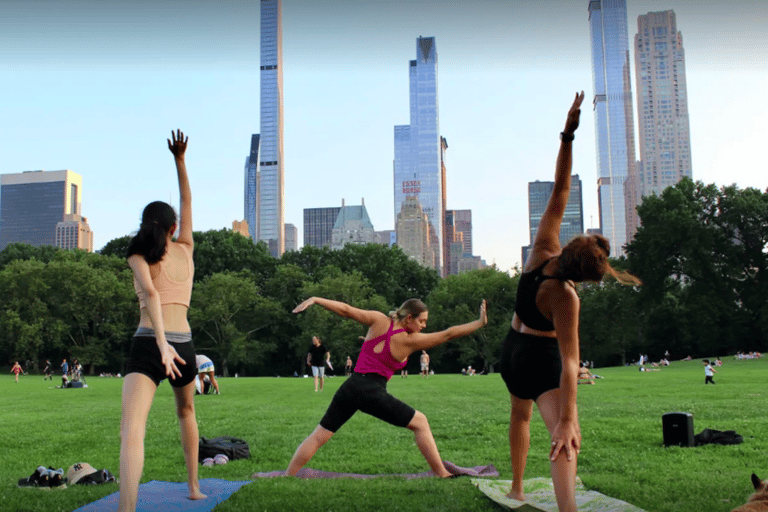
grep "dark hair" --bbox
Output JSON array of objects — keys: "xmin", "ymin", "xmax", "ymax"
[
  {"xmin": 556, "ymin": 234, "xmax": 641, "ymax": 285},
  {"xmin": 389, "ymin": 298, "xmax": 428, "ymax": 321},
  {"xmin": 126, "ymin": 201, "xmax": 177, "ymax": 264}
]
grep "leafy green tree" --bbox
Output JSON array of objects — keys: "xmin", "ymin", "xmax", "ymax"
[
  {"xmin": 99, "ymin": 234, "xmax": 132, "ymax": 258},
  {"xmin": 426, "ymin": 267, "xmax": 518, "ymax": 373},
  {"xmin": 627, "ymin": 179, "xmax": 768, "ymax": 356},
  {"xmin": 0, "ymin": 243, "xmax": 60, "ymax": 270},
  {"xmin": 192, "ymin": 229, "xmax": 276, "ymax": 284},
  {"xmin": 189, "ymin": 271, "xmax": 281, "ymax": 376}
]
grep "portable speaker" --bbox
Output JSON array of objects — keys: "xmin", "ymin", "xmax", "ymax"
[{"xmin": 662, "ymin": 412, "xmax": 694, "ymax": 447}]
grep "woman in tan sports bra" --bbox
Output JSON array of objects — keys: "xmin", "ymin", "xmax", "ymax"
[{"xmin": 119, "ymin": 130, "xmax": 205, "ymax": 511}]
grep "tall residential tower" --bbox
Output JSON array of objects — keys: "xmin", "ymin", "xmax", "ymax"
[
  {"xmin": 394, "ymin": 36, "xmax": 443, "ymax": 272},
  {"xmin": 588, "ymin": 0, "xmax": 637, "ymax": 255},
  {"xmin": 254, "ymin": 0, "xmax": 284, "ymax": 256},
  {"xmin": 634, "ymin": 10, "xmax": 693, "ymax": 202}
]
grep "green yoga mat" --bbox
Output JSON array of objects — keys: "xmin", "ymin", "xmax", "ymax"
[{"xmin": 472, "ymin": 477, "xmax": 646, "ymax": 512}]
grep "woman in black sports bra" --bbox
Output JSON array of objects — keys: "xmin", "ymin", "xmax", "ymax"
[{"xmin": 499, "ymin": 93, "xmax": 640, "ymax": 511}]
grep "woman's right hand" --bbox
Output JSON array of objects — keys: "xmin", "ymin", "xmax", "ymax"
[
  {"xmin": 159, "ymin": 343, "xmax": 185, "ymax": 379},
  {"xmin": 479, "ymin": 299, "xmax": 488, "ymax": 326},
  {"xmin": 563, "ymin": 91, "xmax": 585, "ymax": 136},
  {"xmin": 293, "ymin": 297, "xmax": 316, "ymax": 314}
]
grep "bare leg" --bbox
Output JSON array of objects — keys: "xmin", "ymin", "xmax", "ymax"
[
  {"xmin": 172, "ymin": 381, "xmax": 206, "ymax": 501},
  {"xmin": 407, "ymin": 411, "xmax": 451, "ymax": 478},
  {"xmin": 118, "ymin": 373, "xmax": 158, "ymax": 512},
  {"xmin": 285, "ymin": 425, "xmax": 334, "ymax": 475},
  {"xmin": 313, "ymin": 374, "xmax": 319, "ymax": 392},
  {"xmin": 206, "ymin": 371, "xmax": 220, "ymax": 394},
  {"xmin": 507, "ymin": 396, "xmax": 533, "ymax": 501},
  {"xmin": 319, "ymin": 374, "xmax": 324, "ymax": 391},
  {"xmin": 537, "ymin": 388, "xmax": 578, "ymax": 512}
]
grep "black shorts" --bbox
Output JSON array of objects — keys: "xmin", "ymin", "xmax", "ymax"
[
  {"xmin": 126, "ymin": 335, "xmax": 197, "ymax": 388},
  {"xmin": 319, "ymin": 373, "xmax": 416, "ymax": 433},
  {"xmin": 499, "ymin": 327, "xmax": 562, "ymax": 400}
]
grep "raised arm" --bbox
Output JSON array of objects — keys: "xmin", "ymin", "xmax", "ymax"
[
  {"xmin": 534, "ymin": 92, "xmax": 584, "ymax": 254},
  {"xmin": 293, "ymin": 297, "xmax": 386, "ymax": 327},
  {"xmin": 168, "ymin": 129, "xmax": 193, "ymax": 247},
  {"xmin": 401, "ymin": 300, "xmax": 487, "ymax": 353}
]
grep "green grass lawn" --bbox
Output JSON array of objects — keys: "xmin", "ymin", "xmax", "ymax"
[{"xmin": 2, "ymin": 357, "xmax": 765, "ymax": 512}]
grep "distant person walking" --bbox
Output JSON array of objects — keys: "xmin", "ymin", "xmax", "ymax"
[
  {"xmin": 345, "ymin": 356, "xmax": 353, "ymax": 377},
  {"xmin": 498, "ymin": 93, "xmax": 640, "ymax": 512},
  {"xmin": 703, "ymin": 359, "xmax": 717, "ymax": 384},
  {"xmin": 43, "ymin": 359, "xmax": 53, "ymax": 381},
  {"xmin": 307, "ymin": 336, "xmax": 330, "ymax": 392},
  {"xmin": 119, "ymin": 130, "xmax": 205, "ymax": 511},
  {"xmin": 284, "ymin": 296, "xmax": 487, "ymax": 477},
  {"xmin": 61, "ymin": 358, "xmax": 69, "ymax": 387},
  {"xmin": 11, "ymin": 361, "xmax": 23, "ymax": 382}
]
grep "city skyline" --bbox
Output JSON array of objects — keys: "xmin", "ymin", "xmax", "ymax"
[{"xmin": 1, "ymin": 1, "xmax": 766, "ymax": 272}]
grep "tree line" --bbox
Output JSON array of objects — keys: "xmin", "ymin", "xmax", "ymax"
[{"xmin": 1, "ymin": 179, "xmax": 765, "ymax": 375}]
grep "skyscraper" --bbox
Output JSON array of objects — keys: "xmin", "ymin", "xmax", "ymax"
[
  {"xmin": 0, "ymin": 170, "xmax": 85, "ymax": 250},
  {"xmin": 284, "ymin": 223, "xmax": 297, "ymax": 252},
  {"xmin": 244, "ymin": 134, "xmax": 260, "ymax": 242},
  {"xmin": 258, "ymin": 0, "xmax": 284, "ymax": 257},
  {"xmin": 331, "ymin": 199, "xmax": 376, "ymax": 250},
  {"xmin": 394, "ymin": 36, "xmax": 443, "ymax": 273},
  {"xmin": 303, "ymin": 206, "xmax": 342, "ymax": 248},
  {"xmin": 56, "ymin": 214, "xmax": 93, "ymax": 252},
  {"xmin": 523, "ymin": 176, "xmax": 584, "ymax": 265},
  {"xmin": 634, "ymin": 11, "xmax": 693, "ymax": 202},
  {"xmin": 588, "ymin": 0, "xmax": 638, "ymax": 256},
  {"xmin": 396, "ymin": 196, "xmax": 434, "ymax": 269}
]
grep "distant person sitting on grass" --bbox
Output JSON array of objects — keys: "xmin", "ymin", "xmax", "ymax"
[
  {"xmin": 577, "ymin": 362, "xmax": 594, "ymax": 384},
  {"xmin": 283, "ymin": 296, "xmax": 487, "ymax": 478},
  {"xmin": 120, "ymin": 130, "xmax": 205, "ymax": 511}
]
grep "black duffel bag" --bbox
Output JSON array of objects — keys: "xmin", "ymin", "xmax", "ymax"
[{"xmin": 198, "ymin": 436, "xmax": 251, "ymax": 462}]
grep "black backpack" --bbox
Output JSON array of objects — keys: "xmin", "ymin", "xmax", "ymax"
[{"xmin": 198, "ymin": 436, "xmax": 251, "ymax": 462}]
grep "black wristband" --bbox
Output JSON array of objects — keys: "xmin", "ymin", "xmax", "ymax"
[{"xmin": 560, "ymin": 132, "xmax": 575, "ymax": 142}]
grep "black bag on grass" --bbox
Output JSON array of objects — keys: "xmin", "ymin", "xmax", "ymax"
[{"xmin": 198, "ymin": 436, "xmax": 251, "ymax": 462}]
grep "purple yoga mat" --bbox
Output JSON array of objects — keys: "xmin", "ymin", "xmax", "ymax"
[{"xmin": 252, "ymin": 461, "xmax": 499, "ymax": 479}]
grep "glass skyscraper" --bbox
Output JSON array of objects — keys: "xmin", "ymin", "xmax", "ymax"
[
  {"xmin": 394, "ymin": 36, "xmax": 443, "ymax": 272},
  {"xmin": 257, "ymin": 0, "xmax": 284, "ymax": 257},
  {"xmin": 0, "ymin": 170, "xmax": 84, "ymax": 250},
  {"xmin": 588, "ymin": 0, "xmax": 637, "ymax": 256},
  {"xmin": 634, "ymin": 11, "xmax": 692, "ymax": 202},
  {"xmin": 244, "ymin": 134, "xmax": 260, "ymax": 242}
]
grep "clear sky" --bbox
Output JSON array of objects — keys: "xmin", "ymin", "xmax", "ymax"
[{"xmin": 1, "ymin": 0, "xmax": 766, "ymax": 272}]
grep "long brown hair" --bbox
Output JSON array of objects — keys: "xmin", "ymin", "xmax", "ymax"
[
  {"xmin": 556, "ymin": 235, "xmax": 641, "ymax": 285},
  {"xmin": 389, "ymin": 298, "xmax": 428, "ymax": 321}
]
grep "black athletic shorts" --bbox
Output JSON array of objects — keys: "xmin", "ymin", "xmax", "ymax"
[
  {"xmin": 319, "ymin": 373, "xmax": 416, "ymax": 433},
  {"xmin": 499, "ymin": 327, "xmax": 562, "ymax": 400},
  {"xmin": 126, "ymin": 335, "xmax": 197, "ymax": 388}
]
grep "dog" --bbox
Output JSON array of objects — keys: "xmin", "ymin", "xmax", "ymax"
[{"xmin": 731, "ymin": 473, "xmax": 768, "ymax": 512}]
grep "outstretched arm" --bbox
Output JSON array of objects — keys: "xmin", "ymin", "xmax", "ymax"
[
  {"xmin": 168, "ymin": 129, "xmax": 193, "ymax": 247},
  {"xmin": 293, "ymin": 297, "xmax": 385, "ymax": 326},
  {"xmin": 402, "ymin": 300, "xmax": 487, "ymax": 352},
  {"xmin": 534, "ymin": 92, "xmax": 584, "ymax": 254}
]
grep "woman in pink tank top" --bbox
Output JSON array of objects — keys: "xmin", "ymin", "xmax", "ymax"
[{"xmin": 282, "ymin": 296, "xmax": 487, "ymax": 478}]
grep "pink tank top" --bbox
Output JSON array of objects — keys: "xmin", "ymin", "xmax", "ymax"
[
  {"xmin": 133, "ymin": 243, "xmax": 194, "ymax": 308},
  {"xmin": 354, "ymin": 321, "xmax": 408, "ymax": 380}
]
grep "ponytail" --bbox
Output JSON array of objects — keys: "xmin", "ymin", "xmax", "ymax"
[
  {"xmin": 556, "ymin": 234, "xmax": 642, "ymax": 286},
  {"xmin": 389, "ymin": 298, "xmax": 428, "ymax": 322},
  {"xmin": 126, "ymin": 201, "xmax": 177, "ymax": 264}
]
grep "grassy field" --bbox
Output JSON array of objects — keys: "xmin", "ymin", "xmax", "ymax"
[{"xmin": 2, "ymin": 357, "xmax": 765, "ymax": 512}]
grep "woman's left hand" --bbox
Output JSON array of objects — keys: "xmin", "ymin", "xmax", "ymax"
[
  {"xmin": 549, "ymin": 419, "xmax": 581, "ymax": 461},
  {"xmin": 167, "ymin": 129, "xmax": 188, "ymax": 159},
  {"xmin": 563, "ymin": 92, "xmax": 585, "ymax": 136},
  {"xmin": 160, "ymin": 343, "xmax": 186, "ymax": 380}
]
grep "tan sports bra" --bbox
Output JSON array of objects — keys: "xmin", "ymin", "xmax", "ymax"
[{"xmin": 133, "ymin": 243, "xmax": 194, "ymax": 308}]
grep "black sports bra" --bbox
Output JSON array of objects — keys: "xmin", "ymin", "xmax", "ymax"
[{"xmin": 514, "ymin": 259, "xmax": 561, "ymax": 331}]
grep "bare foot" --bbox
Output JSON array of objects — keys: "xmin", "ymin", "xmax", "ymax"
[
  {"xmin": 189, "ymin": 489, "xmax": 207, "ymax": 500},
  {"xmin": 505, "ymin": 489, "xmax": 525, "ymax": 501}
]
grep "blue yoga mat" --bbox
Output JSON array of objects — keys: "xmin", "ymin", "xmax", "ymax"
[{"xmin": 74, "ymin": 478, "xmax": 252, "ymax": 512}]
